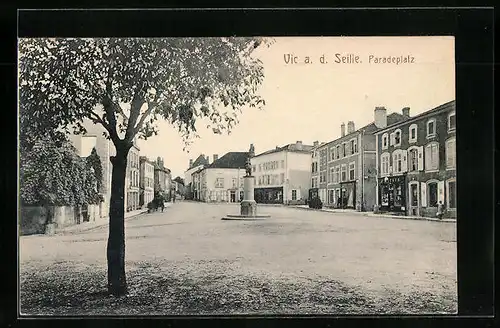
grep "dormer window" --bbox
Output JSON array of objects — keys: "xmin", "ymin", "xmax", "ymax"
[{"xmin": 427, "ymin": 119, "xmax": 436, "ymax": 138}]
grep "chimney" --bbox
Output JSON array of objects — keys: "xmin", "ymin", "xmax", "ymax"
[
  {"xmin": 206, "ymin": 155, "xmax": 210, "ymax": 164},
  {"xmin": 313, "ymin": 141, "xmax": 319, "ymax": 147},
  {"xmin": 402, "ymin": 107, "xmax": 410, "ymax": 117},
  {"xmin": 341, "ymin": 123, "xmax": 346, "ymax": 137},
  {"xmin": 189, "ymin": 159, "xmax": 193, "ymax": 167},
  {"xmin": 213, "ymin": 154, "xmax": 218, "ymax": 162},
  {"xmin": 296, "ymin": 141, "xmax": 303, "ymax": 150},
  {"xmin": 374, "ymin": 106, "xmax": 388, "ymax": 129},
  {"xmin": 347, "ymin": 121, "xmax": 355, "ymax": 134}
]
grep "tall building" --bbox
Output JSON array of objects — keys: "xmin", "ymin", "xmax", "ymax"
[
  {"xmin": 139, "ymin": 156, "xmax": 155, "ymax": 207},
  {"xmin": 251, "ymin": 141, "xmax": 313, "ymax": 205},
  {"xmin": 195, "ymin": 152, "xmax": 248, "ymax": 202},
  {"xmin": 125, "ymin": 139, "xmax": 140, "ymax": 212},
  {"xmin": 375, "ymin": 100, "xmax": 456, "ymax": 218},
  {"xmin": 310, "ymin": 108, "xmax": 407, "ymax": 210}
]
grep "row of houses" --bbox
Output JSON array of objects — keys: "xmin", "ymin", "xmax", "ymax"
[
  {"xmin": 185, "ymin": 142, "xmax": 314, "ymax": 205},
  {"xmin": 70, "ymin": 119, "xmax": 182, "ymax": 219},
  {"xmin": 185, "ymin": 100, "xmax": 456, "ymax": 219},
  {"xmin": 310, "ymin": 100, "xmax": 456, "ymax": 218}
]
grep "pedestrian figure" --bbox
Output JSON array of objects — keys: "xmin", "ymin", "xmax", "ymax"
[
  {"xmin": 173, "ymin": 193, "xmax": 176, "ymax": 203},
  {"xmin": 436, "ymin": 201, "xmax": 445, "ymax": 220}
]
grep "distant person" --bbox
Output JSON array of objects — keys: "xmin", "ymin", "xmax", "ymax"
[
  {"xmin": 436, "ymin": 201, "xmax": 445, "ymax": 220},
  {"xmin": 173, "ymin": 193, "xmax": 176, "ymax": 203}
]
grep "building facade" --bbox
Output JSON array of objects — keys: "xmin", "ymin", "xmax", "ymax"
[
  {"xmin": 309, "ymin": 141, "xmax": 320, "ymax": 200},
  {"xmin": 196, "ymin": 152, "xmax": 247, "ymax": 202},
  {"xmin": 184, "ymin": 154, "xmax": 210, "ymax": 199},
  {"xmin": 251, "ymin": 141, "xmax": 313, "ymax": 205},
  {"xmin": 68, "ymin": 118, "xmax": 113, "ymax": 219},
  {"xmin": 125, "ymin": 139, "xmax": 140, "ymax": 212},
  {"xmin": 375, "ymin": 100, "xmax": 456, "ymax": 218},
  {"xmin": 153, "ymin": 157, "xmax": 171, "ymax": 200},
  {"xmin": 311, "ymin": 108, "xmax": 407, "ymax": 211},
  {"xmin": 139, "ymin": 156, "xmax": 155, "ymax": 207}
]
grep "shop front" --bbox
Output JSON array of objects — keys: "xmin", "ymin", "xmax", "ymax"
[
  {"xmin": 338, "ymin": 181, "xmax": 356, "ymax": 209},
  {"xmin": 255, "ymin": 187, "xmax": 283, "ymax": 204},
  {"xmin": 378, "ymin": 175, "xmax": 406, "ymax": 213}
]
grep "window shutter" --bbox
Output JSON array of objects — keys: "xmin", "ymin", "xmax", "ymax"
[
  {"xmin": 421, "ymin": 182, "xmax": 427, "ymax": 207},
  {"xmin": 297, "ymin": 189, "xmax": 301, "ymax": 200},
  {"xmin": 418, "ymin": 146, "xmax": 424, "ymax": 171},
  {"xmin": 402, "ymin": 150, "xmax": 408, "ymax": 172},
  {"xmin": 438, "ymin": 181, "xmax": 445, "ymax": 203}
]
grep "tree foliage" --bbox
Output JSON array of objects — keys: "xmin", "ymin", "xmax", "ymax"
[
  {"xmin": 86, "ymin": 147, "xmax": 103, "ymax": 195},
  {"xmin": 19, "ymin": 37, "xmax": 272, "ymax": 150},
  {"xmin": 20, "ymin": 137, "xmax": 100, "ymax": 206}
]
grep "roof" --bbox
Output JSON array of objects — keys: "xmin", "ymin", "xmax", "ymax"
[
  {"xmin": 207, "ymin": 152, "xmax": 249, "ymax": 169},
  {"xmin": 374, "ymin": 100, "xmax": 456, "ymax": 134},
  {"xmin": 313, "ymin": 112, "xmax": 407, "ymax": 150},
  {"xmin": 191, "ymin": 154, "xmax": 210, "ymax": 168},
  {"xmin": 254, "ymin": 143, "xmax": 314, "ymax": 158},
  {"xmin": 173, "ymin": 176, "xmax": 185, "ymax": 185}
]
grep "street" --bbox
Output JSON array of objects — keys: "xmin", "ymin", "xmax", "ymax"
[{"xmin": 19, "ymin": 201, "xmax": 457, "ymax": 315}]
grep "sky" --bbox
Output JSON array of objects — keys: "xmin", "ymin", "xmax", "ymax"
[{"xmin": 136, "ymin": 36, "xmax": 455, "ymax": 179}]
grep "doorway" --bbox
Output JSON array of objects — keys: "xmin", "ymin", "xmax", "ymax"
[
  {"xmin": 409, "ymin": 182, "xmax": 419, "ymax": 216},
  {"xmin": 230, "ymin": 190, "xmax": 236, "ymax": 203}
]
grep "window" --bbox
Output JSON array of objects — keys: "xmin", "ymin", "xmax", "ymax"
[
  {"xmin": 409, "ymin": 124, "xmax": 418, "ymax": 143},
  {"xmin": 427, "ymin": 182, "xmax": 438, "ymax": 207},
  {"xmin": 394, "ymin": 129, "xmax": 402, "ymax": 146},
  {"xmin": 335, "ymin": 166, "xmax": 340, "ymax": 183},
  {"xmin": 446, "ymin": 138, "xmax": 456, "ymax": 169},
  {"xmin": 336, "ymin": 145, "xmax": 341, "ymax": 159},
  {"xmin": 381, "ymin": 153, "xmax": 390, "ymax": 175},
  {"xmin": 349, "ymin": 162, "xmax": 355, "ymax": 180},
  {"xmin": 215, "ymin": 178, "xmax": 224, "ymax": 188},
  {"xmin": 447, "ymin": 179, "xmax": 456, "ymax": 209},
  {"xmin": 382, "ymin": 133, "xmax": 389, "ymax": 150},
  {"xmin": 281, "ymin": 160, "xmax": 285, "ymax": 168},
  {"xmin": 291, "ymin": 190, "xmax": 297, "ymax": 201},
  {"xmin": 341, "ymin": 164, "xmax": 347, "ymax": 182},
  {"xmin": 252, "ymin": 165, "xmax": 256, "ymax": 173},
  {"xmin": 425, "ymin": 142, "xmax": 439, "ymax": 171},
  {"xmin": 350, "ymin": 139, "xmax": 357, "ymax": 154},
  {"xmin": 393, "ymin": 151, "xmax": 403, "ymax": 173},
  {"xmin": 328, "ymin": 190, "xmax": 335, "ymax": 204},
  {"xmin": 280, "ymin": 173, "xmax": 285, "ymax": 184},
  {"xmin": 448, "ymin": 111, "xmax": 456, "ymax": 132},
  {"xmin": 329, "ymin": 167, "xmax": 335, "ymax": 183},
  {"xmin": 409, "ymin": 148, "xmax": 418, "ymax": 171},
  {"xmin": 343, "ymin": 143, "xmax": 347, "ymax": 157},
  {"xmin": 232, "ymin": 178, "xmax": 236, "ymax": 188},
  {"xmin": 320, "ymin": 171, "xmax": 326, "ymax": 183},
  {"xmin": 258, "ymin": 164, "xmax": 261, "ymax": 172},
  {"xmin": 427, "ymin": 119, "xmax": 436, "ymax": 138}
]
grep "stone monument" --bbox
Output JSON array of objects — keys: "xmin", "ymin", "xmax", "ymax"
[{"xmin": 222, "ymin": 144, "xmax": 270, "ymax": 220}]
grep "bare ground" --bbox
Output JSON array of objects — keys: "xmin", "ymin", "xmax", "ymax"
[{"xmin": 19, "ymin": 202, "xmax": 457, "ymax": 315}]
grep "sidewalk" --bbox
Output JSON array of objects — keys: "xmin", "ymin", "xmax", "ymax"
[
  {"xmin": 288, "ymin": 205, "xmax": 455, "ymax": 223},
  {"xmin": 56, "ymin": 202, "xmax": 173, "ymax": 235}
]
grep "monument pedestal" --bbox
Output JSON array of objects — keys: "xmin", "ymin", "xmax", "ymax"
[{"xmin": 223, "ymin": 175, "xmax": 270, "ymax": 220}]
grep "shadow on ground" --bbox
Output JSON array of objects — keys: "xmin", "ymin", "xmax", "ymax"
[{"xmin": 20, "ymin": 261, "xmax": 457, "ymax": 316}]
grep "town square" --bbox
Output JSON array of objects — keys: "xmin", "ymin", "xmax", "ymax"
[{"xmin": 18, "ymin": 36, "xmax": 457, "ymax": 315}]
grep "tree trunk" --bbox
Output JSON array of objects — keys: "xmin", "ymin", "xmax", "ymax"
[{"xmin": 107, "ymin": 145, "xmax": 129, "ymax": 296}]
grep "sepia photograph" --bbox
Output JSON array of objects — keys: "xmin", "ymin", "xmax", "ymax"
[{"xmin": 18, "ymin": 35, "xmax": 457, "ymax": 316}]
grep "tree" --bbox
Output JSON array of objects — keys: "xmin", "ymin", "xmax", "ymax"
[
  {"xmin": 19, "ymin": 37, "xmax": 271, "ymax": 296},
  {"xmin": 20, "ymin": 137, "xmax": 100, "ymax": 226}
]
